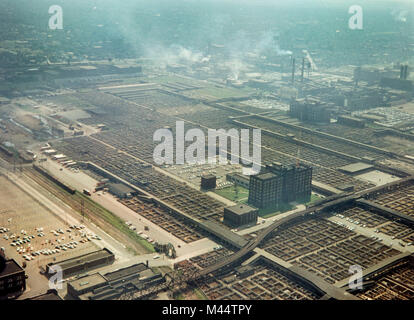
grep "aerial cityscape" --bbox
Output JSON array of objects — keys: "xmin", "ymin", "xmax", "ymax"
[{"xmin": 1, "ymin": 0, "xmax": 414, "ymax": 303}]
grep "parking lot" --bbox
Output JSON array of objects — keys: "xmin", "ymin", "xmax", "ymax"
[{"xmin": 0, "ymin": 175, "xmax": 103, "ymax": 297}]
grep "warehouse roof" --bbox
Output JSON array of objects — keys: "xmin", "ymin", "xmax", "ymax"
[
  {"xmin": 108, "ymin": 183, "xmax": 135, "ymax": 196},
  {"xmin": 68, "ymin": 273, "xmax": 107, "ymax": 293},
  {"xmin": 338, "ymin": 162, "xmax": 374, "ymax": 174},
  {"xmin": 0, "ymin": 259, "xmax": 24, "ymax": 278},
  {"xmin": 47, "ymin": 248, "xmax": 113, "ymax": 272},
  {"xmin": 199, "ymin": 220, "xmax": 248, "ymax": 248},
  {"xmin": 104, "ymin": 263, "xmax": 148, "ymax": 282}
]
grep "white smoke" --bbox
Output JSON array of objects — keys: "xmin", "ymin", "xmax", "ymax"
[
  {"xmin": 391, "ymin": 9, "xmax": 408, "ymax": 22},
  {"xmin": 253, "ymin": 31, "xmax": 292, "ymax": 56},
  {"xmin": 146, "ymin": 44, "xmax": 210, "ymax": 68},
  {"xmin": 223, "ymin": 59, "xmax": 249, "ymax": 80},
  {"xmin": 275, "ymin": 45, "xmax": 293, "ymax": 57}
]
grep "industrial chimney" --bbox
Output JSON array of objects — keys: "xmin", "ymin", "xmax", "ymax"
[
  {"xmin": 404, "ymin": 65, "xmax": 409, "ymax": 80},
  {"xmin": 301, "ymin": 58, "xmax": 305, "ymax": 82}
]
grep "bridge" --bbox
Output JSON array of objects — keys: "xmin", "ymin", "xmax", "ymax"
[{"xmin": 185, "ymin": 177, "xmax": 414, "ymax": 300}]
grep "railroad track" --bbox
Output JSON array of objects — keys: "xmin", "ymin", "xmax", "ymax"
[{"xmin": 22, "ymin": 168, "xmax": 150, "ymax": 254}]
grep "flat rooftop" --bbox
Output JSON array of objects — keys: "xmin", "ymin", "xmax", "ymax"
[
  {"xmin": 255, "ymin": 172, "xmax": 277, "ymax": 181},
  {"xmin": 108, "ymin": 183, "xmax": 135, "ymax": 195},
  {"xmin": 202, "ymin": 174, "xmax": 216, "ymax": 179},
  {"xmin": 225, "ymin": 204, "xmax": 257, "ymax": 216},
  {"xmin": 48, "ymin": 248, "xmax": 113, "ymax": 271},
  {"xmin": 0, "ymin": 259, "xmax": 24, "ymax": 278},
  {"xmin": 338, "ymin": 162, "xmax": 374, "ymax": 174},
  {"xmin": 104, "ymin": 263, "xmax": 148, "ymax": 282},
  {"xmin": 200, "ymin": 220, "xmax": 248, "ymax": 248},
  {"xmin": 68, "ymin": 273, "xmax": 107, "ymax": 292}
]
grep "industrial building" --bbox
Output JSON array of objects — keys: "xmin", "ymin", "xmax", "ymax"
[
  {"xmin": 268, "ymin": 163, "xmax": 313, "ymax": 203},
  {"xmin": 248, "ymin": 172, "xmax": 283, "ymax": 209},
  {"xmin": 338, "ymin": 162, "xmax": 374, "ymax": 176},
  {"xmin": 289, "ymin": 98, "xmax": 331, "ymax": 123},
  {"xmin": 67, "ymin": 273, "xmax": 108, "ymax": 297},
  {"xmin": 380, "ymin": 78, "xmax": 413, "ymax": 92},
  {"xmin": 353, "ymin": 66, "xmax": 399, "ymax": 83},
  {"xmin": 201, "ymin": 174, "xmax": 217, "ymax": 190},
  {"xmin": 223, "ymin": 204, "xmax": 258, "ymax": 228},
  {"xmin": 108, "ymin": 183, "xmax": 136, "ymax": 199},
  {"xmin": 226, "ymin": 172, "xmax": 250, "ymax": 189},
  {"xmin": 46, "ymin": 248, "xmax": 115, "ymax": 278},
  {"xmin": 248, "ymin": 163, "xmax": 312, "ymax": 209},
  {"xmin": 67, "ymin": 263, "xmax": 164, "ymax": 300},
  {"xmin": 0, "ymin": 256, "xmax": 26, "ymax": 299},
  {"xmin": 337, "ymin": 115, "xmax": 366, "ymax": 128}
]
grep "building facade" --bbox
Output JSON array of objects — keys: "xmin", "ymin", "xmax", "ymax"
[
  {"xmin": 248, "ymin": 172, "xmax": 283, "ymax": 209},
  {"xmin": 201, "ymin": 174, "xmax": 217, "ymax": 190},
  {"xmin": 248, "ymin": 163, "xmax": 312, "ymax": 209},
  {"xmin": 290, "ymin": 98, "xmax": 331, "ymax": 123},
  {"xmin": 0, "ymin": 258, "xmax": 26, "ymax": 299},
  {"xmin": 224, "ymin": 204, "xmax": 258, "ymax": 227}
]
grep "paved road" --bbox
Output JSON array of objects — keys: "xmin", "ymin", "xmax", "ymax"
[
  {"xmin": 0, "ymin": 165, "xmax": 138, "ymax": 298},
  {"xmin": 37, "ymin": 158, "xmax": 219, "ymax": 257},
  {"xmin": 327, "ymin": 215, "xmax": 414, "ymax": 254}
]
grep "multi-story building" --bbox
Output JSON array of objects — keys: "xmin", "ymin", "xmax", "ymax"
[
  {"xmin": 248, "ymin": 172, "xmax": 283, "ymax": 209},
  {"xmin": 223, "ymin": 204, "xmax": 258, "ymax": 228},
  {"xmin": 201, "ymin": 174, "xmax": 217, "ymax": 190},
  {"xmin": 0, "ymin": 256, "xmax": 26, "ymax": 300},
  {"xmin": 248, "ymin": 162, "xmax": 312, "ymax": 209},
  {"xmin": 289, "ymin": 98, "xmax": 331, "ymax": 123},
  {"xmin": 226, "ymin": 172, "xmax": 250, "ymax": 189}
]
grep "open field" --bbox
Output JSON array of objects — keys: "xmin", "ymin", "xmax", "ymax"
[{"xmin": 215, "ymin": 185, "xmax": 249, "ymax": 204}]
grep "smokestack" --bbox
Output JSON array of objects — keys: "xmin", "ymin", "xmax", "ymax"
[
  {"xmin": 301, "ymin": 58, "xmax": 305, "ymax": 82},
  {"xmin": 400, "ymin": 65, "xmax": 405, "ymax": 79},
  {"xmin": 292, "ymin": 58, "xmax": 296, "ymax": 83},
  {"xmin": 404, "ymin": 65, "xmax": 409, "ymax": 80}
]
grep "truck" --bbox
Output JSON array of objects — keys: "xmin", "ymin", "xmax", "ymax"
[{"xmin": 83, "ymin": 189, "xmax": 91, "ymax": 196}]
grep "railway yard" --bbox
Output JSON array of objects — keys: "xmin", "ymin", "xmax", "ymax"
[{"xmin": 2, "ymin": 66, "xmax": 414, "ymax": 301}]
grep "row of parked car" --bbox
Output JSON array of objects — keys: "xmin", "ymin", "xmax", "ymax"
[{"xmin": 0, "ymin": 227, "xmax": 10, "ymax": 234}]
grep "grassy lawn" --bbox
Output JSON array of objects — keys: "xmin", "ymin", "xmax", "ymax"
[
  {"xmin": 258, "ymin": 194, "xmax": 323, "ymax": 219},
  {"xmin": 215, "ymin": 186, "xmax": 323, "ymax": 219},
  {"xmin": 75, "ymin": 191, "xmax": 155, "ymax": 253},
  {"xmin": 297, "ymin": 193, "xmax": 323, "ymax": 206},
  {"xmin": 214, "ymin": 185, "xmax": 249, "ymax": 203}
]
